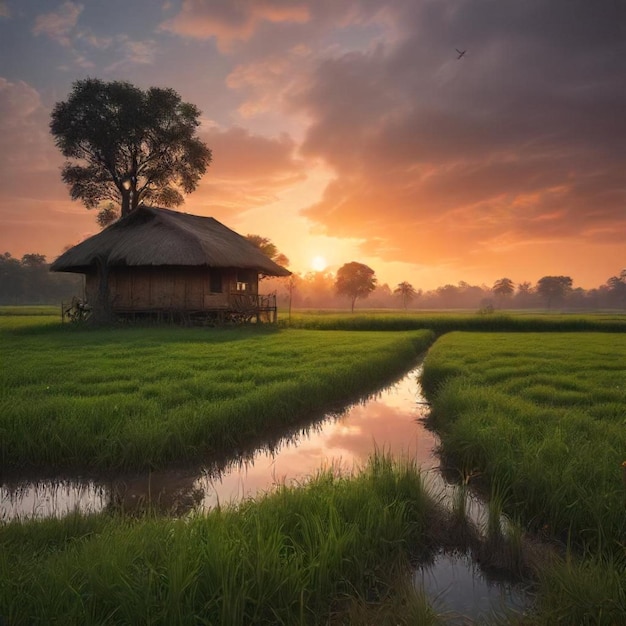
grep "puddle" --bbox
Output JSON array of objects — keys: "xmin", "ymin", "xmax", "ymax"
[
  {"xmin": 1, "ymin": 363, "xmax": 534, "ymax": 622},
  {"xmin": 416, "ymin": 551, "xmax": 530, "ymax": 624}
]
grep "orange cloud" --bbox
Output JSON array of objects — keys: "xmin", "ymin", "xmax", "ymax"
[
  {"xmin": 171, "ymin": 125, "xmax": 307, "ymax": 220},
  {"xmin": 286, "ymin": 1, "xmax": 626, "ymax": 286}
]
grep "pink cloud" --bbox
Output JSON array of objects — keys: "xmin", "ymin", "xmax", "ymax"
[
  {"xmin": 161, "ymin": 0, "xmax": 310, "ymax": 50},
  {"xmin": 32, "ymin": 1, "xmax": 83, "ymax": 47},
  {"xmin": 226, "ymin": 46, "xmax": 312, "ymax": 117},
  {"xmin": 104, "ymin": 37, "xmax": 157, "ymax": 73}
]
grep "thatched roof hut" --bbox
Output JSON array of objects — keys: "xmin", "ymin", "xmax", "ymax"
[
  {"xmin": 51, "ymin": 206, "xmax": 290, "ymax": 322},
  {"xmin": 51, "ymin": 206, "xmax": 291, "ymax": 276}
]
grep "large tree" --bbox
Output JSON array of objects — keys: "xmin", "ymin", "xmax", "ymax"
[
  {"xmin": 536, "ymin": 275, "xmax": 573, "ymax": 309},
  {"xmin": 50, "ymin": 78, "xmax": 212, "ymax": 218},
  {"xmin": 335, "ymin": 262, "xmax": 377, "ymax": 312}
]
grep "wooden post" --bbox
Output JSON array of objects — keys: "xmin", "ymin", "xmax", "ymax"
[{"xmin": 91, "ymin": 256, "xmax": 113, "ymax": 324}]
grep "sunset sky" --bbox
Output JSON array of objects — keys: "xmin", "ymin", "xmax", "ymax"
[{"xmin": 1, "ymin": 0, "xmax": 625, "ymax": 290}]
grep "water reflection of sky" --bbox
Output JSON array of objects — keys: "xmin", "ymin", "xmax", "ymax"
[
  {"xmin": 198, "ymin": 366, "xmax": 438, "ymax": 508},
  {"xmin": 416, "ymin": 552, "xmax": 530, "ymax": 624},
  {"xmin": 1, "ymin": 364, "xmax": 533, "ymax": 621},
  {"xmin": 1, "ymin": 366, "xmax": 436, "ymax": 520}
]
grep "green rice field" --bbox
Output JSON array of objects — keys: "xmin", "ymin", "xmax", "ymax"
[
  {"xmin": 0, "ymin": 455, "xmax": 443, "ymax": 625},
  {"xmin": 0, "ymin": 315, "xmax": 434, "ymax": 471},
  {"xmin": 284, "ymin": 310, "xmax": 626, "ymax": 334},
  {"xmin": 2, "ymin": 310, "xmax": 626, "ymax": 623},
  {"xmin": 421, "ymin": 331, "xmax": 626, "ymax": 623}
]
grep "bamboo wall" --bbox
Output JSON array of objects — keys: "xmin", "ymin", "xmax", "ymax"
[{"xmin": 85, "ymin": 266, "xmax": 259, "ymax": 312}]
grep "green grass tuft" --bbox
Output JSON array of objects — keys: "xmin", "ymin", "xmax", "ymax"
[{"xmin": 0, "ymin": 455, "xmax": 442, "ymax": 625}]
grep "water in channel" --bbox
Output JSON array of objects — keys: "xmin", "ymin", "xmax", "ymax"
[{"xmin": 1, "ymin": 364, "xmax": 532, "ymax": 623}]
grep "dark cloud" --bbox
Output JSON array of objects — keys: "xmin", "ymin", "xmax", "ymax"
[
  {"xmin": 290, "ymin": 0, "xmax": 626, "ymax": 271},
  {"xmin": 2, "ymin": 0, "xmax": 625, "ymax": 285}
]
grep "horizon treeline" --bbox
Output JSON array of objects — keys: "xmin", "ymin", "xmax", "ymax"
[
  {"xmin": 268, "ymin": 270, "xmax": 626, "ymax": 311},
  {"xmin": 1, "ymin": 250, "xmax": 625, "ymax": 311},
  {"xmin": 0, "ymin": 252, "xmax": 82, "ymax": 305}
]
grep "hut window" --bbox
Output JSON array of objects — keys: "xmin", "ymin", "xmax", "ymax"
[
  {"xmin": 236, "ymin": 270, "xmax": 252, "ymax": 292},
  {"xmin": 209, "ymin": 269, "xmax": 222, "ymax": 293}
]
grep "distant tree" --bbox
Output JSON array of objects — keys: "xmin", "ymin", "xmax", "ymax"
[
  {"xmin": 0, "ymin": 252, "xmax": 82, "ymax": 305},
  {"xmin": 245, "ymin": 234, "xmax": 289, "ymax": 268},
  {"xmin": 50, "ymin": 78, "xmax": 212, "ymax": 218},
  {"xmin": 492, "ymin": 277, "xmax": 515, "ymax": 308},
  {"xmin": 335, "ymin": 262, "xmax": 377, "ymax": 312},
  {"xmin": 435, "ymin": 284, "xmax": 460, "ymax": 308},
  {"xmin": 0, "ymin": 252, "xmax": 24, "ymax": 303},
  {"xmin": 458, "ymin": 281, "xmax": 490, "ymax": 308},
  {"xmin": 606, "ymin": 270, "xmax": 626, "ymax": 308},
  {"xmin": 536, "ymin": 275, "xmax": 573, "ymax": 309},
  {"xmin": 568, "ymin": 287, "xmax": 589, "ymax": 309},
  {"xmin": 514, "ymin": 281, "xmax": 535, "ymax": 308},
  {"xmin": 369, "ymin": 283, "xmax": 394, "ymax": 307},
  {"xmin": 492, "ymin": 277, "xmax": 514, "ymax": 298},
  {"xmin": 394, "ymin": 281, "xmax": 418, "ymax": 309},
  {"xmin": 21, "ymin": 253, "xmax": 47, "ymax": 267}
]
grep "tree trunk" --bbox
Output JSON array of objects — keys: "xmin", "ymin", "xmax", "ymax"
[
  {"xmin": 131, "ymin": 180, "xmax": 140, "ymax": 210},
  {"xmin": 121, "ymin": 190, "xmax": 131, "ymax": 217}
]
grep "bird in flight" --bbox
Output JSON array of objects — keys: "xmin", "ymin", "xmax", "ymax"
[{"xmin": 456, "ymin": 48, "xmax": 466, "ymax": 59}]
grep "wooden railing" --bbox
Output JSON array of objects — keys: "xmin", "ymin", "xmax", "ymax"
[
  {"xmin": 61, "ymin": 292, "xmax": 279, "ymax": 325},
  {"xmin": 229, "ymin": 292, "xmax": 277, "ymax": 323}
]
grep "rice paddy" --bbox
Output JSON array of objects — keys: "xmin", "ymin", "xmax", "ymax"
[
  {"xmin": 0, "ymin": 316, "xmax": 434, "ymax": 472},
  {"xmin": 2, "ymin": 310, "xmax": 626, "ymax": 623},
  {"xmin": 420, "ymin": 331, "xmax": 626, "ymax": 623},
  {"xmin": 0, "ymin": 456, "xmax": 445, "ymax": 625}
]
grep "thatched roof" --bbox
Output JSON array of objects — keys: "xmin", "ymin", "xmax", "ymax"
[{"xmin": 50, "ymin": 206, "xmax": 291, "ymax": 277}]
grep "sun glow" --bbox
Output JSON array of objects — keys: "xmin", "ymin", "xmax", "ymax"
[{"xmin": 311, "ymin": 255, "xmax": 327, "ymax": 272}]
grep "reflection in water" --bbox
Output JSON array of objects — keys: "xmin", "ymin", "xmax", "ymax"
[
  {"xmin": 416, "ymin": 552, "xmax": 529, "ymax": 624},
  {"xmin": 1, "ymin": 366, "xmax": 434, "ymax": 520},
  {"xmin": 1, "ymin": 481, "xmax": 109, "ymax": 520},
  {"xmin": 195, "ymin": 369, "xmax": 438, "ymax": 510},
  {"xmin": 0, "ymin": 363, "xmax": 532, "ymax": 621}
]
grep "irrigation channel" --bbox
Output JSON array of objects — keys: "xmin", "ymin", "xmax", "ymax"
[{"xmin": 2, "ymin": 363, "xmax": 532, "ymax": 623}]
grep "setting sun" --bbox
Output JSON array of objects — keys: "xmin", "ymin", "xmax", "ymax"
[{"xmin": 311, "ymin": 256, "xmax": 327, "ymax": 272}]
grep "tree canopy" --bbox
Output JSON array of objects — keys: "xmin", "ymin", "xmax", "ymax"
[
  {"xmin": 492, "ymin": 277, "xmax": 515, "ymax": 299},
  {"xmin": 393, "ymin": 281, "xmax": 418, "ymax": 309},
  {"xmin": 536, "ymin": 275, "xmax": 573, "ymax": 308},
  {"xmin": 50, "ymin": 78, "xmax": 212, "ymax": 218},
  {"xmin": 335, "ymin": 262, "xmax": 377, "ymax": 312},
  {"xmin": 245, "ymin": 235, "xmax": 289, "ymax": 269}
]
